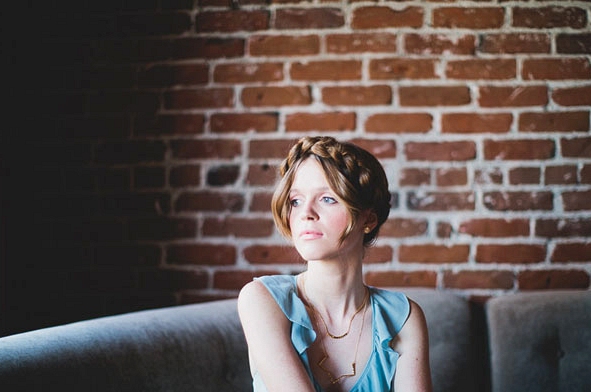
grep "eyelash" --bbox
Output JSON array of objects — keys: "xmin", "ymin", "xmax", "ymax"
[{"xmin": 290, "ymin": 196, "xmax": 337, "ymax": 207}]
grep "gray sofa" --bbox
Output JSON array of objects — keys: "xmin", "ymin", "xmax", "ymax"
[{"xmin": 1, "ymin": 289, "xmax": 589, "ymax": 392}]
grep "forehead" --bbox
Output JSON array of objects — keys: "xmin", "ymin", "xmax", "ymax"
[{"xmin": 291, "ymin": 158, "xmax": 329, "ymax": 190}]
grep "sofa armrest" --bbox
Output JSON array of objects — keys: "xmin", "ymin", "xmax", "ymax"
[
  {"xmin": 0, "ymin": 299, "xmax": 251, "ymax": 392},
  {"xmin": 486, "ymin": 290, "xmax": 591, "ymax": 392}
]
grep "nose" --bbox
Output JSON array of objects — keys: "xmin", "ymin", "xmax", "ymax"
[{"xmin": 301, "ymin": 200, "xmax": 318, "ymax": 221}]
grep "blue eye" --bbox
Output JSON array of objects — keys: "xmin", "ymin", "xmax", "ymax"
[
  {"xmin": 321, "ymin": 196, "xmax": 337, "ymax": 204},
  {"xmin": 290, "ymin": 198, "xmax": 301, "ymax": 207}
]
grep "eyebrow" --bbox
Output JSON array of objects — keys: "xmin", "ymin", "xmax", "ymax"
[{"xmin": 289, "ymin": 186, "xmax": 332, "ymax": 194}]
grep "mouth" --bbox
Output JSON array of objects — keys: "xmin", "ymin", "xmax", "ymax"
[{"xmin": 299, "ymin": 230, "xmax": 323, "ymax": 240}]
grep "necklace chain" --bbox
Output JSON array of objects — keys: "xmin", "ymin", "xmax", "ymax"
[{"xmin": 299, "ymin": 274, "xmax": 370, "ymax": 385}]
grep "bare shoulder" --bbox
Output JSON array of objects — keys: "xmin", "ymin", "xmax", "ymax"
[
  {"xmin": 237, "ymin": 280, "xmax": 289, "ymax": 329},
  {"xmin": 392, "ymin": 298, "xmax": 429, "ymax": 354}
]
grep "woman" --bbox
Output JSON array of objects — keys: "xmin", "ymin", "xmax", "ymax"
[{"xmin": 238, "ymin": 136, "xmax": 432, "ymax": 392}]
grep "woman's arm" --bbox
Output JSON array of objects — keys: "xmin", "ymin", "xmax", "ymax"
[
  {"xmin": 237, "ymin": 280, "xmax": 316, "ymax": 392},
  {"xmin": 391, "ymin": 299, "xmax": 433, "ymax": 392}
]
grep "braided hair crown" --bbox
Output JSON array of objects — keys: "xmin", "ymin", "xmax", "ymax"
[{"xmin": 272, "ymin": 136, "xmax": 391, "ymax": 247}]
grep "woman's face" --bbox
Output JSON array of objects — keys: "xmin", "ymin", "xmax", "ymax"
[{"xmin": 288, "ymin": 158, "xmax": 364, "ymax": 262}]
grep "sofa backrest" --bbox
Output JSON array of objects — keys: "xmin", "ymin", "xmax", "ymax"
[{"xmin": 486, "ymin": 290, "xmax": 591, "ymax": 392}]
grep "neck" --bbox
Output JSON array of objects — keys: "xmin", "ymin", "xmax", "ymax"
[{"xmin": 300, "ymin": 260, "xmax": 366, "ymax": 322}]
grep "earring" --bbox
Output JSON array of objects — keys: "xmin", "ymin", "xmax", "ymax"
[{"xmin": 364, "ymin": 227, "xmax": 371, "ymax": 234}]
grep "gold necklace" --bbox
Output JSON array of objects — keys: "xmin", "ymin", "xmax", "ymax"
[
  {"xmin": 317, "ymin": 298, "xmax": 369, "ymax": 385},
  {"xmin": 303, "ymin": 279, "xmax": 369, "ymax": 339}
]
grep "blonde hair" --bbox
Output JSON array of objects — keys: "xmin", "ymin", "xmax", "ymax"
[{"xmin": 271, "ymin": 136, "xmax": 391, "ymax": 247}]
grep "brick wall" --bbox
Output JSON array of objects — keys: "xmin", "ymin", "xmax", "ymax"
[{"xmin": 3, "ymin": 0, "xmax": 590, "ymax": 334}]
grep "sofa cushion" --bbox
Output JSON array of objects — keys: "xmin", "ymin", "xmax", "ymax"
[
  {"xmin": 486, "ymin": 290, "xmax": 591, "ymax": 392},
  {"xmin": 0, "ymin": 299, "xmax": 251, "ymax": 392}
]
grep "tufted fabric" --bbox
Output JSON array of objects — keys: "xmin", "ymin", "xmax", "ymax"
[{"xmin": 486, "ymin": 290, "xmax": 591, "ymax": 392}]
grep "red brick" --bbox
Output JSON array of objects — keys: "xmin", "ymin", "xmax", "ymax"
[
  {"xmin": 553, "ymin": 85, "xmax": 591, "ymax": 106},
  {"xmin": 475, "ymin": 168, "xmax": 503, "ymax": 185},
  {"xmin": 203, "ymin": 217, "xmax": 275, "ymax": 238},
  {"xmin": 480, "ymin": 33, "xmax": 550, "ymax": 54},
  {"xmin": 134, "ymin": 114, "xmax": 205, "ymax": 136},
  {"xmin": 446, "ymin": 59, "xmax": 516, "ymax": 80},
  {"xmin": 286, "ymin": 112, "xmax": 356, "ymax": 132},
  {"xmin": 483, "ymin": 139, "xmax": 554, "ymax": 160},
  {"xmin": 243, "ymin": 245, "xmax": 304, "ymax": 264},
  {"xmin": 380, "ymin": 218, "xmax": 428, "ymax": 238},
  {"xmin": 170, "ymin": 165, "xmax": 201, "ymax": 187},
  {"xmin": 138, "ymin": 64, "xmax": 208, "ymax": 87},
  {"xmin": 214, "ymin": 62, "xmax": 283, "ymax": 83},
  {"xmin": 275, "ymin": 7, "xmax": 344, "ymax": 29},
  {"xmin": 400, "ymin": 168, "xmax": 430, "ymax": 186},
  {"xmin": 242, "ymin": 86, "xmax": 311, "ymax": 107},
  {"xmin": 210, "ymin": 113, "xmax": 278, "ymax": 133},
  {"xmin": 326, "ymin": 33, "xmax": 397, "ymax": 53},
  {"xmin": 520, "ymin": 111, "xmax": 589, "ymax": 133},
  {"xmin": 399, "ymin": 86, "xmax": 470, "ymax": 106},
  {"xmin": 175, "ymin": 191, "xmax": 244, "ymax": 212},
  {"xmin": 479, "ymin": 85, "xmax": 548, "ymax": 107},
  {"xmin": 443, "ymin": 270, "xmax": 514, "ymax": 289},
  {"xmin": 352, "ymin": 6, "xmax": 423, "ymax": 29},
  {"xmin": 562, "ymin": 190, "xmax": 591, "ymax": 211},
  {"xmin": 364, "ymin": 246, "xmax": 393, "ymax": 264},
  {"xmin": 170, "ymin": 139, "xmax": 241, "ymax": 159},
  {"xmin": 522, "ymin": 58, "xmax": 591, "ymax": 80},
  {"xmin": 513, "ymin": 6, "xmax": 587, "ymax": 29},
  {"xmin": 250, "ymin": 139, "xmax": 296, "ymax": 159},
  {"xmin": 247, "ymin": 164, "xmax": 278, "ymax": 186},
  {"xmin": 536, "ymin": 218, "xmax": 591, "ymax": 238},
  {"xmin": 172, "ymin": 37, "xmax": 244, "ymax": 59},
  {"xmin": 365, "ymin": 113, "xmax": 432, "ymax": 133},
  {"xmin": 556, "ymin": 33, "xmax": 591, "ymax": 54},
  {"xmin": 249, "ymin": 35, "xmax": 319, "ymax": 56},
  {"xmin": 291, "ymin": 60, "xmax": 361, "ymax": 81},
  {"xmin": 407, "ymin": 191, "xmax": 475, "ymax": 211},
  {"xmin": 581, "ymin": 164, "xmax": 591, "ymax": 184},
  {"xmin": 168, "ymin": 244, "xmax": 236, "ymax": 265},
  {"xmin": 561, "ymin": 137, "xmax": 591, "ymax": 158},
  {"xmin": 135, "ymin": 167, "xmax": 165, "ymax": 189},
  {"xmin": 483, "ymin": 191, "xmax": 553, "ymax": 211},
  {"xmin": 509, "ymin": 167, "xmax": 541, "ymax": 185},
  {"xmin": 349, "ymin": 138, "xmax": 397, "ymax": 159},
  {"xmin": 196, "ymin": 10, "xmax": 269, "ymax": 32},
  {"xmin": 364, "ymin": 271, "xmax": 437, "ymax": 288},
  {"xmin": 441, "ymin": 113, "xmax": 512, "ymax": 134},
  {"xmin": 213, "ymin": 270, "xmax": 280, "ymax": 290},
  {"xmin": 206, "ymin": 165, "xmax": 240, "ymax": 186},
  {"xmin": 399, "ymin": 244, "xmax": 469, "ymax": 263},
  {"xmin": 405, "ymin": 141, "xmax": 476, "ymax": 161},
  {"xmin": 551, "ymin": 243, "xmax": 591, "ymax": 263},
  {"xmin": 545, "ymin": 165, "xmax": 578, "ymax": 185},
  {"xmin": 250, "ymin": 191, "xmax": 273, "ymax": 212},
  {"xmin": 476, "ymin": 244, "xmax": 546, "ymax": 264},
  {"xmin": 322, "ymin": 85, "xmax": 392, "ymax": 106},
  {"xmin": 404, "ymin": 33, "xmax": 475, "ymax": 55},
  {"xmin": 436, "ymin": 167, "xmax": 467, "ymax": 186},
  {"xmin": 433, "ymin": 7, "xmax": 504, "ymax": 28},
  {"xmin": 369, "ymin": 58, "xmax": 436, "ymax": 80},
  {"xmin": 518, "ymin": 270, "xmax": 589, "ymax": 290},
  {"xmin": 164, "ymin": 88, "xmax": 234, "ymax": 109},
  {"xmin": 460, "ymin": 218, "xmax": 529, "ymax": 238},
  {"xmin": 437, "ymin": 222, "xmax": 453, "ymax": 238}
]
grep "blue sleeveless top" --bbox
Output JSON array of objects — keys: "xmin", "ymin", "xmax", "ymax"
[{"xmin": 251, "ymin": 275, "xmax": 410, "ymax": 392}]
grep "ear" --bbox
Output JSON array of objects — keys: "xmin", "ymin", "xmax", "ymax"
[{"xmin": 363, "ymin": 210, "xmax": 379, "ymax": 232}]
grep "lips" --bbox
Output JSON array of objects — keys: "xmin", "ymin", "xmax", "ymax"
[{"xmin": 299, "ymin": 230, "xmax": 323, "ymax": 239}]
